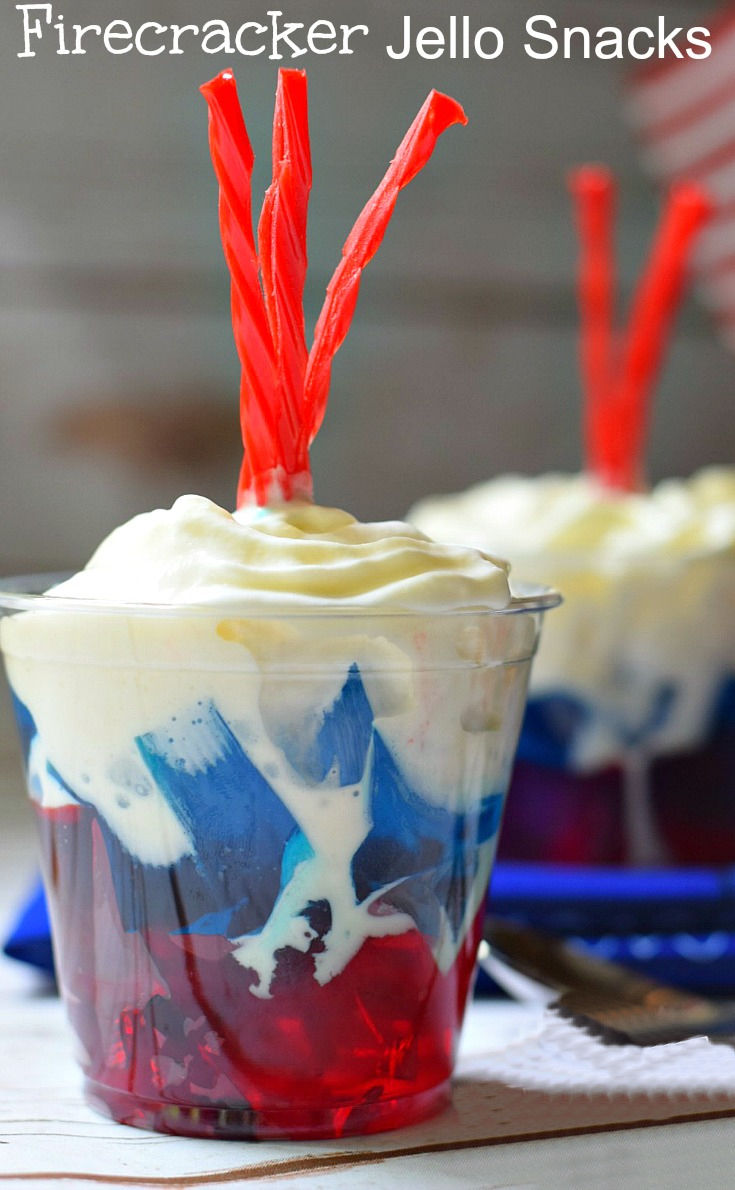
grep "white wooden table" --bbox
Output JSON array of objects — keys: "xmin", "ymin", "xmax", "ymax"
[{"xmin": 4, "ymin": 758, "xmax": 735, "ymax": 1189}]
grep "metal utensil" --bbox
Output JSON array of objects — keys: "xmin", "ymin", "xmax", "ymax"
[{"xmin": 479, "ymin": 916, "xmax": 735, "ymax": 1046}]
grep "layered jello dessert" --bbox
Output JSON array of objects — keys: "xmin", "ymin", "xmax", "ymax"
[
  {"xmin": 411, "ymin": 468, "xmax": 735, "ymax": 865},
  {"xmin": 412, "ymin": 168, "xmax": 730, "ymax": 867},
  {"xmin": 0, "ymin": 71, "xmax": 556, "ymax": 1140}
]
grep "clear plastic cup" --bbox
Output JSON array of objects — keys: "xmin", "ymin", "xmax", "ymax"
[{"xmin": 0, "ymin": 575, "xmax": 557, "ymax": 1140}]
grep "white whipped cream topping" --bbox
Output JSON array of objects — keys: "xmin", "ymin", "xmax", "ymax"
[
  {"xmin": 410, "ymin": 468, "xmax": 735, "ymax": 565},
  {"xmin": 48, "ymin": 495, "xmax": 512, "ymax": 612},
  {"xmin": 410, "ymin": 468, "xmax": 735, "ymax": 769}
]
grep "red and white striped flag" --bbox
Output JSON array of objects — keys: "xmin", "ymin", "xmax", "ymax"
[{"xmin": 627, "ymin": 6, "xmax": 735, "ymax": 345}]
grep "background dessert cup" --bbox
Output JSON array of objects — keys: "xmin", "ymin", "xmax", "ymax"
[
  {"xmin": 0, "ymin": 577, "xmax": 556, "ymax": 1139},
  {"xmin": 412, "ymin": 170, "xmax": 730, "ymax": 870},
  {"xmin": 411, "ymin": 470, "xmax": 735, "ymax": 866}
]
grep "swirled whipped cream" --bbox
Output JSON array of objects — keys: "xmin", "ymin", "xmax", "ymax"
[
  {"xmin": 410, "ymin": 468, "xmax": 735, "ymax": 565},
  {"xmin": 48, "ymin": 494, "xmax": 511, "ymax": 612},
  {"xmin": 410, "ymin": 468, "xmax": 735, "ymax": 769}
]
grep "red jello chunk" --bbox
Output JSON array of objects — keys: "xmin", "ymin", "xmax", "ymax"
[{"xmin": 35, "ymin": 801, "xmax": 483, "ymax": 1139}]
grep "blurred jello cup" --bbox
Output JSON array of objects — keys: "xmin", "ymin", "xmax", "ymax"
[
  {"xmin": 411, "ymin": 469, "xmax": 735, "ymax": 867},
  {"xmin": 0, "ymin": 576, "xmax": 555, "ymax": 1139}
]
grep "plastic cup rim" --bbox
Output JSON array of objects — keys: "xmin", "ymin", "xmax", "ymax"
[{"xmin": 0, "ymin": 572, "xmax": 561, "ymax": 619}]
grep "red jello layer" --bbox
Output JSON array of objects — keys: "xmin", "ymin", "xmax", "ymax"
[
  {"xmin": 500, "ymin": 727, "xmax": 735, "ymax": 866},
  {"xmin": 34, "ymin": 800, "xmax": 482, "ymax": 1139}
]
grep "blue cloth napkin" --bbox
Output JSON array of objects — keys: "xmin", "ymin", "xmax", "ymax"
[
  {"xmin": 7, "ymin": 863, "xmax": 735, "ymax": 994},
  {"xmin": 3, "ymin": 880, "xmax": 55, "ymax": 976},
  {"xmin": 482, "ymin": 862, "xmax": 735, "ymax": 995}
]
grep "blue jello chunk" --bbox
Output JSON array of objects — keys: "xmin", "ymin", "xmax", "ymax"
[
  {"xmin": 279, "ymin": 828, "xmax": 316, "ymax": 888},
  {"xmin": 353, "ymin": 731, "xmax": 504, "ymax": 938},
  {"xmin": 376, "ymin": 871, "xmax": 444, "ymax": 938},
  {"xmin": 516, "ymin": 694, "xmax": 591, "ymax": 769},
  {"xmin": 176, "ymin": 896, "xmax": 252, "ymax": 938},
  {"xmin": 519, "ymin": 682, "xmax": 681, "ymax": 765},
  {"xmin": 426, "ymin": 797, "xmax": 504, "ymax": 935},
  {"xmin": 361, "ymin": 731, "xmax": 451, "ymax": 865},
  {"xmin": 136, "ymin": 701, "xmax": 310, "ymax": 932},
  {"xmin": 314, "ymin": 663, "xmax": 374, "ymax": 784},
  {"xmin": 137, "ymin": 701, "xmax": 302, "ymax": 863},
  {"xmin": 91, "ymin": 816, "xmax": 238, "ymax": 934},
  {"xmin": 478, "ymin": 792, "xmax": 504, "ymax": 845},
  {"xmin": 181, "ymin": 816, "xmax": 324, "ymax": 942}
]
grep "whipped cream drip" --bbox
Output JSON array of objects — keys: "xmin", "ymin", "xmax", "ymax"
[{"xmin": 410, "ymin": 468, "xmax": 735, "ymax": 769}]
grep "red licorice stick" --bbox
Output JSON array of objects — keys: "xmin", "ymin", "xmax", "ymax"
[
  {"xmin": 304, "ymin": 90, "xmax": 468, "ymax": 443},
  {"xmin": 202, "ymin": 73, "xmax": 466, "ymax": 506},
  {"xmin": 200, "ymin": 71, "xmax": 282, "ymax": 507},
  {"xmin": 607, "ymin": 181, "xmax": 713, "ymax": 491},
  {"xmin": 257, "ymin": 69, "xmax": 312, "ymax": 501},
  {"xmin": 568, "ymin": 166, "xmax": 616, "ymax": 480}
]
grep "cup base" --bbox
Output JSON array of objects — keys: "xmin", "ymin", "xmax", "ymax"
[{"xmin": 84, "ymin": 1076, "xmax": 452, "ymax": 1140}]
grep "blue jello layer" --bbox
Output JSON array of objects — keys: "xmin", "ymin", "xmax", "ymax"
[
  {"xmin": 10, "ymin": 665, "xmax": 504, "ymax": 961},
  {"xmin": 517, "ymin": 676, "xmax": 735, "ymax": 770}
]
